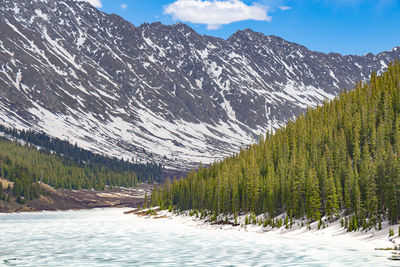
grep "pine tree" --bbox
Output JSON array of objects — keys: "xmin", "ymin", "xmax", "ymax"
[
  {"xmin": 143, "ymin": 192, "xmax": 148, "ymax": 209},
  {"xmin": 326, "ymin": 170, "xmax": 339, "ymax": 221},
  {"xmin": 343, "ymin": 157, "xmax": 353, "ymax": 213},
  {"xmin": 306, "ymin": 169, "xmax": 321, "ymax": 221}
]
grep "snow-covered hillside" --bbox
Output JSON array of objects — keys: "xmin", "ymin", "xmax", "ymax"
[{"xmin": 0, "ymin": 0, "xmax": 399, "ymax": 169}]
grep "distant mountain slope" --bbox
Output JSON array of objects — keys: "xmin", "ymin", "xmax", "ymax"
[
  {"xmin": 0, "ymin": 133, "xmax": 140, "ymax": 201},
  {"xmin": 0, "ymin": 125, "xmax": 163, "ymax": 181},
  {"xmin": 0, "ymin": 0, "xmax": 399, "ymax": 168}
]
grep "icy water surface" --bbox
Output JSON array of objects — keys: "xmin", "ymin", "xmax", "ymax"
[{"xmin": 0, "ymin": 208, "xmax": 395, "ymax": 266}]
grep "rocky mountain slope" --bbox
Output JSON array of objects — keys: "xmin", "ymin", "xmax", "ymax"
[{"xmin": 0, "ymin": 0, "xmax": 399, "ymax": 169}]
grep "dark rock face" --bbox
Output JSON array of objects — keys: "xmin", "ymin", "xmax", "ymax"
[{"xmin": 0, "ymin": 0, "xmax": 399, "ymax": 168}]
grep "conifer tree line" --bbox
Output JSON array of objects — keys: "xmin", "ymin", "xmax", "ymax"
[
  {"xmin": 0, "ymin": 125, "xmax": 163, "ymax": 182},
  {"xmin": 152, "ymin": 61, "xmax": 400, "ymax": 227},
  {"xmin": 0, "ymin": 137, "xmax": 141, "ymax": 201}
]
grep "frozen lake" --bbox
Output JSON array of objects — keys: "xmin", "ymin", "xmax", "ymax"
[{"xmin": 0, "ymin": 208, "xmax": 395, "ymax": 266}]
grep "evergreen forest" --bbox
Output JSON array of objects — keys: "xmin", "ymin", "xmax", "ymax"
[
  {"xmin": 0, "ymin": 125, "xmax": 163, "ymax": 182},
  {"xmin": 152, "ymin": 61, "xmax": 400, "ymax": 229},
  {"xmin": 0, "ymin": 136, "xmax": 147, "ymax": 202}
]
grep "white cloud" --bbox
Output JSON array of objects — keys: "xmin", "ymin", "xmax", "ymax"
[
  {"xmin": 120, "ymin": 3, "xmax": 128, "ymax": 10},
  {"xmin": 77, "ymin": 0, "xmax": 103, "ymax": 8},
  {"xmin": 206, "ymin": 24, "xmax": 222, "ymax": 30},
  {"xmin": 164, "ymin": 0, "xmax": 271, "ymax": 30},
  {"xmin": 278, "ymin": 5, "xmax": 291, "ymax": 11}
]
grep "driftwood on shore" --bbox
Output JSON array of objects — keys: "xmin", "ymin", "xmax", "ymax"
[
  {"xmin": 123, "ymin": 209, "xmax": 138, "ymax": 215},
  {"xmin": 124, "ymin": 208, "xmax": 161, "ymax": 216}
]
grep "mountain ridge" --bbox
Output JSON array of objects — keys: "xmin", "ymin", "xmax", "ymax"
[{"xmin": 1, "ymin": 0, "xmax": 400, "ymax": 169}]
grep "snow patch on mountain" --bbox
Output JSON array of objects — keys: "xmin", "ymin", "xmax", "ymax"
[{"xmin": 0, "ymin": 0, "xmax": 399, "ymax": 169}]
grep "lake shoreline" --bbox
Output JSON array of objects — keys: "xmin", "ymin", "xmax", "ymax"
[
  {"xmin": 129, "ymin": 208, "xmax": 400, "ymax": 257},
  {"xmin": 4, "ymin": 205, "xmax": 400, "ymax": 261},
  {"xmin": 0, "ymin": 208, "xmax": 398, "ymax": 267},
  {"xmin": 2, "ymin": 207, "xmax": 399, "ymax": 265}
]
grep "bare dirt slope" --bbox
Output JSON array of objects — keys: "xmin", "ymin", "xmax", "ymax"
[{"xmin": 0, "ymin": 181, "xmax": 153, "ymax": 213}]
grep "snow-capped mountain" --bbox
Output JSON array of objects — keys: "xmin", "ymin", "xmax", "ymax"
[{"xmin": 1, "ymin": 0, "xmax": 399, "ymax": 169}]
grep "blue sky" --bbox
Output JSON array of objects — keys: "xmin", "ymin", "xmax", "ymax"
[{"xmin": 83, "ymin": 0, "xmax": 400, "ymax": 55}]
